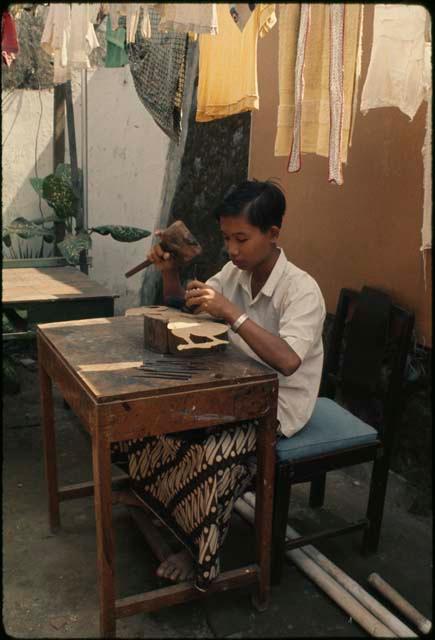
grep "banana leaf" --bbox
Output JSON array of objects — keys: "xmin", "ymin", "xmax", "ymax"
[
  {"xmin": 57, "ymin": 231, "xmax": 92, "ymax": 265},
  {"xmin": 91, "ymin": 225, "xmax": 151, "ymax": 242}
]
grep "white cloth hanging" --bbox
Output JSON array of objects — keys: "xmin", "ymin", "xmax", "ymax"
[
  {"xmin": 360, "ymin": 5, "xmax": 428, "ymax": 121},
  {"xmin": 287, "ymin": 4, "xmax": 346, "ymax": 185},
  {"xmin": 421, "ymin": 41, "xmax": 432, "ymax": 252},
  {"xmin": 157, "ymin": 3, "xmax": 218, "ymax": 35},
  {"xmin": 41, "ymin": 3, "xmax": 100, "ymax": 84}
]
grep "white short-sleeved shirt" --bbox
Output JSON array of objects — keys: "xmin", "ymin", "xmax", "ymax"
[{"xmin": 206, "ymin": 249, "xmax": 326, "ymax": 438}]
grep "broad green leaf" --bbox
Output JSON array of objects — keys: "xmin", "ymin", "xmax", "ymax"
[
  {"xmin": 42, "ymin": 174, "xmax": 79, "ymax": 220},
  {"xmin": 58, "ymin": 231, "xmax": 92, "ymax": 265},
  {"xmin": 30, "ymin": 177, "xmax": 44, "ymax": 196},
  {"xmin": 91, "ymin": 225, "xmax": 151, "ymax": 242},
  {"xmin": 54, "ymin": 163, "xmax": 83, "ymax": 198},
  {"xmin": 4, "ymin": 217, "xmax": 54, "ymax": 240}
]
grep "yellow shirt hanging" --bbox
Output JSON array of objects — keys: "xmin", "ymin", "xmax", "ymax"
[{"xmin": 196, "ymin": 3, "xmax": 276, "ymax": 122}]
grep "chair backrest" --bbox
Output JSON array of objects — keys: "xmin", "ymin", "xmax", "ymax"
[{"xmin": 321, "ymin": 287, "xmax": 415, "ymax": 446}]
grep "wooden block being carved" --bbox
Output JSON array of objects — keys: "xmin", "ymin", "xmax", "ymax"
[{"xmin": 141, "ymin": 306, "xmax": 229, "ymax": 355}]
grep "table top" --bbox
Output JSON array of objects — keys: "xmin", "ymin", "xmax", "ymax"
[
  {"xmin": 2, "ymin": 267, "xmax": 116, "ymax": 305},
  {"xmin": 37, "ymin": 316, "xmax": 277, "ymax": 403}
]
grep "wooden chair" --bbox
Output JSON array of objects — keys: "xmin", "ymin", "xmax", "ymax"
[{"xmin": 270, "ymin": 286, "xmax": 415, "ymax": 585}]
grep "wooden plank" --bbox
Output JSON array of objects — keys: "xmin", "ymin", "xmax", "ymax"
[
  {"xmin": 104, "ymin": 381, "xmax": 278, "ymax": 440},
  {"xmin": 53, "ymin": 83, "xmax": 66, "ymax": 252},
  {"xmin": 253, "ymin": 407, "xmax": 278, "ymax": 611},
  {"xmin": 115, "ymin": 566, "xmax": 258, "ymax": 618},
  {"xmin": 2, "ymin": 267, "xmax": 116, "ymax": 305},
  {"xmin": 38, "ymin": 355, "xmax": 60, "ymax": 532},
  {"xmin": 91, "ymin": 427, "xmax": 116, "ymax": 636},
  {"xmin": 58, "ymin": 475, "xmax": 130, "ymax": 501},
  {"xmin": 37, "ymin": 332, "xmax": 97, "ymax": 433},
  {"xmin": 127, "ymin": 506, "xmax": 172, "ymax": 562}
]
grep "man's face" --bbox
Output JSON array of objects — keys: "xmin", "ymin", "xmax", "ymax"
[{"xmin": 219, "ymin": 214, "xmax": 279, "ymax": 271}]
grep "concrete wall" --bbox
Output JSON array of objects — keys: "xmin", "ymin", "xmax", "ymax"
[
  {"xmin": 249, "ymin": 4, "xmax": 432, "ymax": 346},
  {"xmin": 2, "ymin": 90, "xmax": 55, "ymax": 256},
  {"xmin": 69, "ymin": 67, "xmax": 170, "ymax": 314},
  {"xmin": 2, "ymin": 68, "xmax": 170, "ymax": 314}
]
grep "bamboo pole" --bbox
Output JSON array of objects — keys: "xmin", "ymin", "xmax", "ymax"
[
  {"xmin": 242, "ymin": 492, "xmax": 416, "ymax": 638},
  {"xmin": 368, "ymin": 573, "xmax": 432, "ymax": 635},
  {"xmin": 234, "ymin": 498, "xmax": 396, "ymax": 638}
]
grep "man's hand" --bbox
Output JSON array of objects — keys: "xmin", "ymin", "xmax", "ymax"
[
  {"xmin": 146, "ymin": 230, "xmax": 178, "ymax": 272},
  {"xmin": 185, "ymin": 280, "xmax": 241, "ymax": 324}
]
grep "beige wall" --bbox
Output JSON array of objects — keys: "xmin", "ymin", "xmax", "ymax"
[{"xmin": 249, "ymin": 5, "xmax": 432, "ymax": 346}]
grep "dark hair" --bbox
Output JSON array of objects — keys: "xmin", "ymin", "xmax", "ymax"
[{"xmin": 214, "ymin": 179, "xmax": 286, "ymax": 232}]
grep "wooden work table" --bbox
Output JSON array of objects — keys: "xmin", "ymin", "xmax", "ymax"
[
  {"xmin": 37, "ymin": 315, "xmax": 279, "ymax": 637},
  {"xmin": 3, "ymin": 266, "xmax": 117, "ymax": 337}
]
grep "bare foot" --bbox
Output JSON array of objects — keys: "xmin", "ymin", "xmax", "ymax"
[{"xmin": 156, "ymin": 550, "xmax": 194, "ymax": 582}]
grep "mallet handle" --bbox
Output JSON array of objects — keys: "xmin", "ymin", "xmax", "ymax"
[{"xmin": 125, "ymin": 258, "xmax": 152, "ymax": 278}]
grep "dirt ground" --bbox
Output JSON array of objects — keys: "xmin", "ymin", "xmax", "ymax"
[{"xmin": 3, "ymin": 358, "xmax": 432, "ymax": 638}]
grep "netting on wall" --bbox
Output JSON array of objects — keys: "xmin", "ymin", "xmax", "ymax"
[{"xmin": 127, "ymin": 6, "xmax": 189, "ymax": 143}]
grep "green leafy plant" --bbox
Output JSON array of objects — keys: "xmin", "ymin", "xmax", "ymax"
[{"xmin": 3, "ymin": 164, "xmax": 151, "ymax": 265}]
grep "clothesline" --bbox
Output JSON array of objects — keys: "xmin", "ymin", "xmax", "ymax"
[{"xmin": 2, "ymin": 3, "xmax": 431, "ymax": 249}]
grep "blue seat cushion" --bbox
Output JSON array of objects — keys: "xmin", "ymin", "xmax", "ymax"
[{"xmin": 276, "ymin": 397, "xmax": 379, "ymax": 463}]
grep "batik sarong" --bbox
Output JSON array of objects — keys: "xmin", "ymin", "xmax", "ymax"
[{"xmin": 111, "ymin": 419, "xmax": 257, "ymax": 591}]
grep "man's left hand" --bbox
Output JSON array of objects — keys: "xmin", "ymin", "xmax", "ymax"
[{"xmin": 185, "ymin": 281, "xmax": 240, "ymax": 324}]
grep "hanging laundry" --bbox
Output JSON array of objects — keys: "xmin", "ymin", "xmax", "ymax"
[
  {"xmin": 105, "ymin": 3, "xmax": 150, "ymax": 43},
  {"xmin": 105, "ymin": 14, "xmax": 128, "ymax": 67},
  {"xmin": 2, "ymin": 10, "xmax": 19, "ymax": 67},
  {"xmin": 157, "ymin": 3, "xmax": 218, "ymax": 35},
  {"xmin": 127, "ymin": 6, "xmax": 189, "ymax": 143},
  {"xmin": 276, "ymin": 4, "xmax": 363, "ymax": 185},
  {"xmin": 360, "ymin": 5, "xmax": 428, "ymax": 121},
  {"xmin": 41, "ymin": 3, "xmax": 100, "ymax": 84},
  {"xmin": 421, "ymin": 41, "xmax": 431, "ymax": 254},
  {"xmin": 196, "ymin": 3, "xmax": 276, "ymax": 122}
]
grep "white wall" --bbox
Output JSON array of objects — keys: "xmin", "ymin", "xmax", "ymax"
[
  {"xmin": 2, "ymin": 67, "xmax": 170, "ymax": 314},
  {"xmin": 2, "ymin": 89, "xmax": 55, "ymax": 256},
  {"xmin": 69, "ymin": 67, "xmax": 170, "ymax": 314}
]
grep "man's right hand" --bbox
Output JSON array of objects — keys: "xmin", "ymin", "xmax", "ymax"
[{"xmin": 147, "ymin": 230, "xmax": 178, "ymax": 272}]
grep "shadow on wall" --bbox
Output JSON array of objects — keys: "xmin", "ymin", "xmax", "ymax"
[{"xmin": 2, "ymin": 89, "xmax": 55, "ymax": 259}]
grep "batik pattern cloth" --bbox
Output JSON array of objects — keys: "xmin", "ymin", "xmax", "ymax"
[{"xmin": 111, "ymin": 420, "xmax": 257, "ymax": 591}]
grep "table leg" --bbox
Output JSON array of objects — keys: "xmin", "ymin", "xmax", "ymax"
[
  {"xmin": 253, "ymin": 412, "xmax": 276, "ymax": 611},
  {"xmin": 92, "ymin": 429, "xmax": 116, "ymax": 638},
  {"xmin": 39, "ymin": 362, "xmax": 60, "ymax": 532}
]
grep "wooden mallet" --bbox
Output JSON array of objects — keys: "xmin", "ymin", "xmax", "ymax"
[{"xmin": 125, "ymin": 220, "xmax": 202, "ymax": 278}]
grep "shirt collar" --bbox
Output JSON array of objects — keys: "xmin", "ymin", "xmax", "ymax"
[{"xmin": 238, "ymin": 248, "xmax": 288, "ymax": 299}]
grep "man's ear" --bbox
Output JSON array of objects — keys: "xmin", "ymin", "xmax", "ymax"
[{"xmin": 269, "ymin": 225, "xmax": 280, "ymax": 244}]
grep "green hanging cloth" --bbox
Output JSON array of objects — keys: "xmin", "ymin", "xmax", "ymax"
[{"xmin": 105, "ymin": 15, "xmax": 129, "ymax": 68}]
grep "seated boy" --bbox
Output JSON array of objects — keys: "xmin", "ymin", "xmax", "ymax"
[{"xmin": 112, "ymin": 180, "xmax": 326, "ymax": 589}]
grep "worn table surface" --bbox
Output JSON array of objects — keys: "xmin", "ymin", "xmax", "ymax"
[
  {"xmin": 2, "ymin": 267, "xmax": 116, "ymax": 305},
  {"xmin": 37, "ymin": 315, "xmax": 276, "ymax": 403}
]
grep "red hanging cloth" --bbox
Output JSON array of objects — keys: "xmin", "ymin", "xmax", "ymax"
[{"xmin": 2, "ymin": 10, "xmax": 19, "ymax": 67}]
